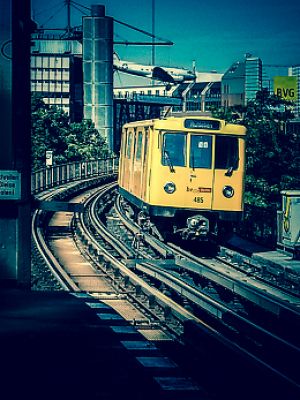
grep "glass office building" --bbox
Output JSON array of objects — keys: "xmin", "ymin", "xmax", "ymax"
[
  {"xmin": 245, "ymin": 57, "xmax": 262, "ymax": 103},
  {"xmin": 289, "ymin": 65, "xmax": 300, "ymax": 117},
  {"xmin": 222, "ymin": 55, "xmax": 262, "ymax": 107}
]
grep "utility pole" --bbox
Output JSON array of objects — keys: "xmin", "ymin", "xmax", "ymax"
[
  {"xmin": 152, "ymin": 0, "xmax": 155, "ymax": 66},
  {"xmin": 65, "ymin": 0, "xmax": 71, "ymax": 37},
  {"xmin": 151, "ymin": 0, "xmax": 155, "ymax": 85}
]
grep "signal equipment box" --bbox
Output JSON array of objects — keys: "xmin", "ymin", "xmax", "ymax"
[{"xmin": 277, "ymin": 190, "xmax": 300, "ymax": 257}]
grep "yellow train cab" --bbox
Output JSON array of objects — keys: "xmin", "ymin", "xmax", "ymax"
[{"xmin": 118, "ymin": 116, "xmax": 246, "ymax": 241}]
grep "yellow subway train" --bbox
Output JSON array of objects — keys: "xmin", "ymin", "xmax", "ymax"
[{"xmin": 118, "ymin": 115, "xmax": 246, "ymax": 241}]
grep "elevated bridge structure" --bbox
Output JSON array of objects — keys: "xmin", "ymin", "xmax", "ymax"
[{"xmin": 113, "ymin": 92, "xmax": 182, "ymax": 151}]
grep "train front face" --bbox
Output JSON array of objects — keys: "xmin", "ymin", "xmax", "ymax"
[{"xmin": 149, "ymin": 117, "xmax": 247, "ymax": 240}]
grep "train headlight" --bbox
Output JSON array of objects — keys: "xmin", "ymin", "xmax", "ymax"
[
  {"xmin": 164, "ymin": 182, "xmax": 176, "ymax": 194},
  {"xmin": 223, "ymin": 185, "xmax": 234, "ymax": 198}
]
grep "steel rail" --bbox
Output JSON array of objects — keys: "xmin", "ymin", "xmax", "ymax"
[
  {"xmin": 79, "ymin": 188, "xmax": 300, "ymax": 391},
  {"xmin": 31, "ymin": 183, "xmax": 82, "ymax": 291},
  {"xmin": 115, "ymin": 194, "xmax": 300, "ymax": 318},
  {"xmin": 75, "ymin": 186, "xmax": 200, "ymax": 326},
  {"xmin": 170, "ymin": 244, "xmax": 300, "ymax": 316},
  {"xmin": 87, "ymin": 182, "xmax": 134, "ymax": 259},
  {"xmin": 31, "ymin": 163, "xmax": 118, "ymax": 291},
  {"xmin": 133, "ymin": 259, "xmax": 300, "ymax": 385},
  {"xmin": 114, "ymin": 195, "xmax": 173, "ymax": 258}
]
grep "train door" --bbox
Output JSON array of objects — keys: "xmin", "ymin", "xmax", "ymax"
[
  {"xmin": 132, "ymin": 130, "xmax": 143, "ymax": 197},
  {"xmin": 141, "ymin": 128, "xmax": 149, "ymax": 201},
  {"xmin": 148, "ymin": 131, "xmax": 187, "ymax": 207},
  {"xmin": 187, "ymin": 134, "xmax": 214, "ymax": 209},
  {"xmin": 124, "ymin": 129, "xmax": 135, "ymax": 193},
  {"xmin": 129, "ymin": 128, "xmax": 136, "ymax": 194},
  {"xmin": 119, "ymin": 128, "xmax": 127, "ymax": 188},
  {"xmin": 212, "ymin": 135, "xmax": 245, "ymax": 211}
]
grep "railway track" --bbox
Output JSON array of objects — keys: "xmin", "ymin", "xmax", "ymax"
[
  {"xmin": 32, "ymin": 178, "xmax": 208, "ymax": 399},
  {"xmin": 32, "ymin": 177, "xmax": 300, "ymax": 400}
]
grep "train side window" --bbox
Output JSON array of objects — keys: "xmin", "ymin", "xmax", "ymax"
[
  {"xmin": 122, "ymin": 129, "xmax": 127, "ymax": 157},
  {"xmin": 135, "ymin": 131, "xmax": 143, "ymax": 160},
  {"xmin": 190, "ymin": 135, "xmax": 212, "ymax": 169},
  {"xmin": 126, "ymin": 131, "xmax": 133, "ymax": 158},
  {"xmin": 143, "ymin": 130, "xmax": 149, "ymax": 164},
  {"xmin": 215, "ymin": 136, "xmax": 239, "ymax": 170},
  {"xmin": 162, "ymin": 133, "xmax": 186, "ymax": 167}
]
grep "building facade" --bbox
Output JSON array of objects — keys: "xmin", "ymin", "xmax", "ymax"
[
  {"xmin": 114, "ymin": 71, "xmax": 223, "ymax": 113},
  {"xmin": 222, "ymin": 55, "xmax": 262, "ymax": 108},
  {"xmin": 245, "ymin": 56, "xmax": 263, "ymax": 103},
  {"xmin": 31, "ymin": 36, "xmax": 83, "ymax": 122},
  {"xmin": 288, "ymin": 65, "xmax": 300, "ymax": 117}
]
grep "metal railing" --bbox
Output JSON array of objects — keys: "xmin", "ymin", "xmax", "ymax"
[{"xmin": 31, "ymin": 157, "xmax": 119, "ymax": 194}]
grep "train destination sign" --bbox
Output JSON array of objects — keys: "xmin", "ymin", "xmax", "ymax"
[
  {"xmin": 0, "ymin": 170, "xmax": 21, "ymax": 200},
  {"xmin": 184, "ymin": 119, "xmax": 220, "ymax": 130}
]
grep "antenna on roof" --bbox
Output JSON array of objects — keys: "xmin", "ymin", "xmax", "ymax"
[{"xmin": 192, "ymin": 60, "xmax": 196, "ymax": 74}]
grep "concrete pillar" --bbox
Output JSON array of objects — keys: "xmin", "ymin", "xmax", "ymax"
[
  {"xmin": 83, "ymin": 4, "xmax": 114, "ymax": 151},
  {"xmin": 0, "ymin": 0, "xmax": 32, "ymax": 287}
]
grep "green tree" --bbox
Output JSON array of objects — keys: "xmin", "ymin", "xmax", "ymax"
[
  {"xmin": 64, "ymin": 120, "xmax": 108, "ymax": 161},
  {"xmin": 213, "ymin": 90, "xmax": 298, "ymax": 206},
  {"xmin": 213, "ymin": 91, "xmax": 300, "ymax": 246},
  {"xmin": 31, "ymin": 95, "xmax": 110, "ymax": 170}
]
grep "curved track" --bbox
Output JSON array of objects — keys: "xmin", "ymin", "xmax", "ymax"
[{"xmin": 32, "ymin": 177, "xmax": 300, "ymax": 400}]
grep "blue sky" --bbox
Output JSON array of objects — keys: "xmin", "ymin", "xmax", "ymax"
[{"xmin": 31, "ymin": 0, "xmax": 300, "ymax": 79}]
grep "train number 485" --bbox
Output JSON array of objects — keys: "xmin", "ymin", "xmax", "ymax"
[{"xmin": 193, "ymin": 197, "xmax": 204, "ymax": 203}]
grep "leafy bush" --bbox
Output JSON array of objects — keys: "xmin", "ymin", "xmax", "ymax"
[
  {"xmin": 31, "ymin": 95, "xmax": 110, "ymax": 171},
  {"xmin": 212, "ymin": 90, "xmax": 300, "ymax": 247}
]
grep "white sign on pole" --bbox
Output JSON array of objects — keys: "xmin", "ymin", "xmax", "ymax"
[{"xmin": 46, "ymin": 150, "xmax": 53, "ymax": 167}]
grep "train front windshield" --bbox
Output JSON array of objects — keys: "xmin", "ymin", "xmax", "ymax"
[
  {"xmin": 190, "ymin": 134, "xmax": 239, "ymax": 170},
  {"xmin": 162, "ymin": 133, "xmax": 186, "ymax": 167},
  {"xmin": 162, "ymin": 132, "xmax": 239, "ymax": 171},
  {"xmin": 215, "ymin": 136, "xmax": 239, "ymax": 170},
  {"xmin": 190, "ymin": 135, "xmax": 212, "ymax": 169}
]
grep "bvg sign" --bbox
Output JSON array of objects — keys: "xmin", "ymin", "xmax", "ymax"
[{"xmin": 274, "ymin": 76, "xmax": 298, "ymax": 101}]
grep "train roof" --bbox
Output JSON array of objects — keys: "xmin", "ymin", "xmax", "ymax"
[{"xmin": 123, "ymin": 116, "xmax": 246, "ymax": 136}]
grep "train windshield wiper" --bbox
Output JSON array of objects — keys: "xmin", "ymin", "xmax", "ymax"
[
  {"xmin": 225, "ymin": 166, "xmax": 234, "ymax": 176},
  {"xmin": 225, "ymin": 155, "xmax": 239, "ymax": 176},
  {"xmin": 164, "ymin": 150, "xmax": 175, "ymax": 173}
]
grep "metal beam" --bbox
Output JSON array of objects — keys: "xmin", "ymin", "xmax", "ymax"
[
  {"xmin": 113, "ymin": 41, "xmax": 172, "ymax": 46},
  {"xmin": 34, "ymin": 200, "xmax": 84, "ymax": 213}
]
